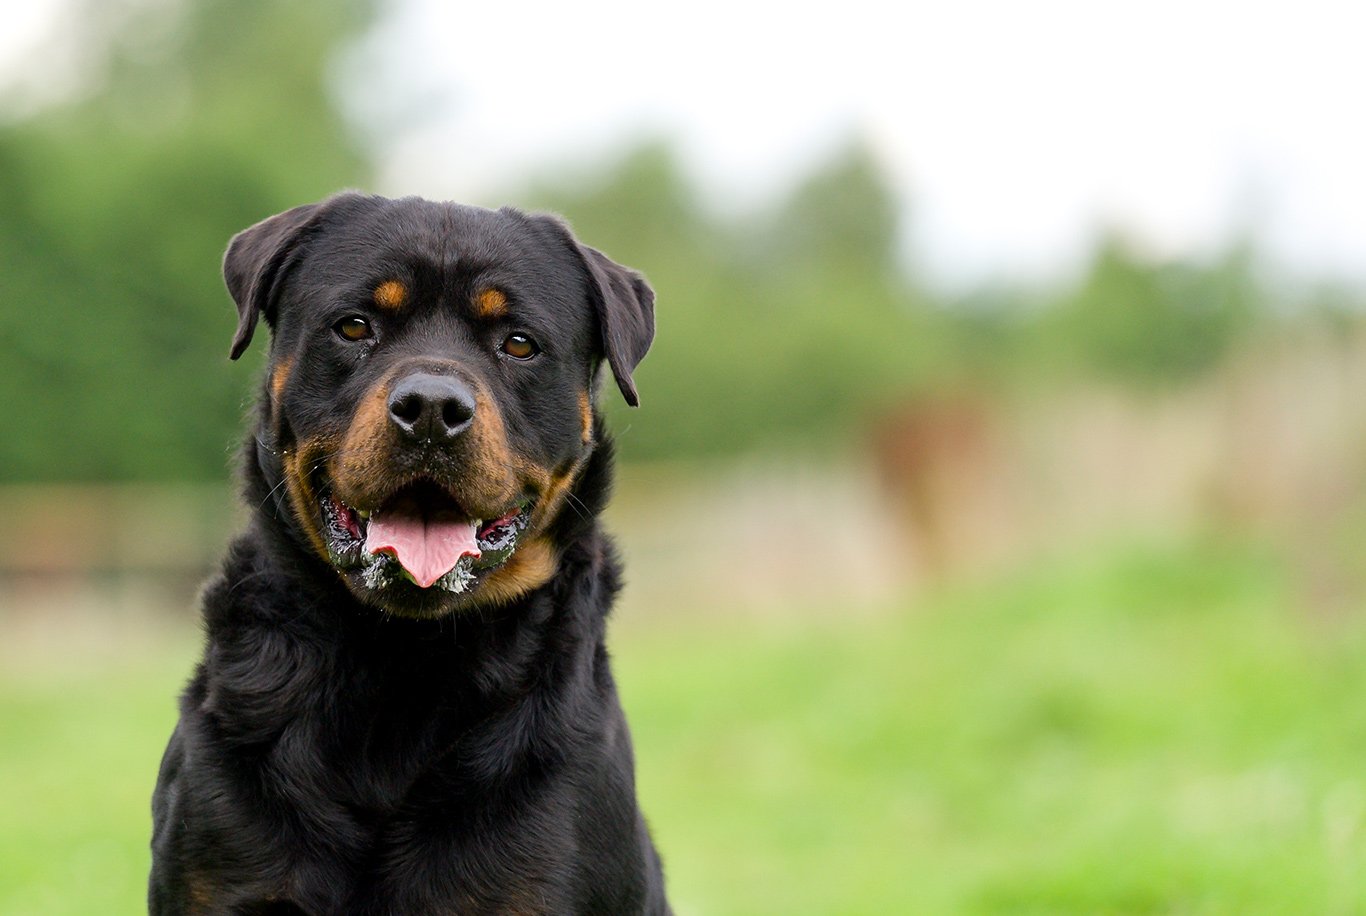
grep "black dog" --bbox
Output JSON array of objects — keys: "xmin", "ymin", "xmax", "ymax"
[{"xmin": 149, "ymin": 193, "xmax": 669, "ymax": 915}]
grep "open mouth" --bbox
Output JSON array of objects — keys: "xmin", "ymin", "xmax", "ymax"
[{"xmin": 319, "ymin": 478, "xmax": 532, "ymax": 595}]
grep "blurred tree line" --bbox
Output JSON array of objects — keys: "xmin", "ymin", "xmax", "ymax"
[
  {"xmin": 1, "ymin": 0, "xmax": 1357, "ymax": 483},
  {"xmin": 0, "ymin": 0, "xmax": 375, "ymax": 481}
]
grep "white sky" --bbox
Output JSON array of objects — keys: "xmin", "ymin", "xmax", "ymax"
[{"xmin": 7, "ymin": 0, "xmax": 1366, "ymax": 288}]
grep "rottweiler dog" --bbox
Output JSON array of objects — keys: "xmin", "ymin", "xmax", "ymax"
[{"xmin": 149, "ymin": 193, "xmax": 669, "ymax": 915}]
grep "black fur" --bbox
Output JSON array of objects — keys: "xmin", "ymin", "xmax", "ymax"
[{"xmin": 150, "ymin": 194, "xmax": 669, "ymax": 915}]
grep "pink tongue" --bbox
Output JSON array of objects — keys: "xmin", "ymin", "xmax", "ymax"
[{"xmin": 364, "ymin": 513, "xmax": 481, "ymax": 588}]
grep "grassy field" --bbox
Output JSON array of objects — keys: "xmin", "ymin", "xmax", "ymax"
[{"xmin": 3, "ymin": 537, "xmax": 1366, "ymax": 914}]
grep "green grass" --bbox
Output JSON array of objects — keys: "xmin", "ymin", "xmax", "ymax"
[{"xmin": 5, "ymin": 538, "xmax": 1366, "ymax": 914}]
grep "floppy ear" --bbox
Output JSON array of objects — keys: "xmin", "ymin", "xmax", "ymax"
[
  {"xmin": 224, "ymin": 202, "xmax": 321, "ymax": 360},
  {"xmin": 225, "ymin": 193, "xmax": 378, "ymax": 359},
  {"xmin": 520, "ymin": 211, "xmax": 655, "ymax": 406},
  {"xmin": 576, "ymin": 243, "xmax": 655, "ymax": 407}
]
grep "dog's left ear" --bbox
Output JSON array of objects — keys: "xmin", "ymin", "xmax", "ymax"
[
  {"xmin": 225, "ymin": 192, "xmax": 373, "ymax": 360},
  {"xmin": 524, "ymin": 214, "xmax": 655, "ymax": 406},
  {"xmin": 576, "ymin": 243, "xmax": 655, "ymax": 407}
]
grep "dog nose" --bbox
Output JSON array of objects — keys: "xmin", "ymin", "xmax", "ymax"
[{"xmin": 387, "ymin": 373, "xmax": 476, "ymax": 442}]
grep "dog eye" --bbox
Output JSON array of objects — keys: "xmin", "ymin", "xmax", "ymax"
[
  {"xmin": 501, "ymin": 334, "xmax": 539, "ymax": 360},
  {"xmin": 335, "ymin": 316, "xmax": 373, "ymax": 342}
]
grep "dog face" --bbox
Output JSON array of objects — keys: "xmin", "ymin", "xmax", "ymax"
[{"xmin": 224, "ymin": 194, "xmax": 653, "ymax": 618}]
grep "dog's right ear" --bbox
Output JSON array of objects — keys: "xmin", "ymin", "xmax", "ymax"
[
  {"xmin": 225, "ymin": 193, "xmax": 371, "ymax": 360},
  {"xmin": 225, "ymin": 203, "xmax": 318, "ymax": 360}
]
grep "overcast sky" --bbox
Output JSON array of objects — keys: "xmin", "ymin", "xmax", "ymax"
[{"xmin": 7, "ymin": 0, "xmax": 1366, "ymax": 288}]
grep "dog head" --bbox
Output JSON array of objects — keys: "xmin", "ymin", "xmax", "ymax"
[{"xmin": 224, "ymin": 193, "xmax": 653, "ymax": 618}]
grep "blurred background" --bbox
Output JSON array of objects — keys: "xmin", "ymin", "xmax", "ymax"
[{"xmin": 2, "ymin": 0, "xmax": 1366, "ymax": 912}]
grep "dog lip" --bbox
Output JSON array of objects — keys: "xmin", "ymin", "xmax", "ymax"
[
  {"xmin": 335, "ymin": 475, "xmax": 508, "ymax": 519},
  {"xmin": 324, "ymin": 474, "xmax": 530, "ymax": 533},
  {"xmin": 315, "ymin": 469, "xmax": 535, "ymax": 586},
  {"xmin": 320, "ymin": 490, "xmax": 366, "ymax": 560}
]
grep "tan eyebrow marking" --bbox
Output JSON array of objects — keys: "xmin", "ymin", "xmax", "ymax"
[
  {"xmin": 474, "ymin": 288, "xmax": 509, "ymax": 319},
  {"xmin": 372, "ymin": 280, "xmax": 408, "ymax": 310}
]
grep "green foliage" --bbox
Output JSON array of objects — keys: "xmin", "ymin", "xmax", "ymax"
[
  {"xmin": 0, "ymin": 0, "xmax": 374, "ymax": 482},
  {"xmin": 1046, "ymin": 233, "xmax": 1262, "ymax": 385}
]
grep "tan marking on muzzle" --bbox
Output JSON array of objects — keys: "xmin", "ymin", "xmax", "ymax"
[
  {"xmin": 477, "ymin": 536, "xmax": 559, "ymax": 606},
  {"xmin": 469, "ymin": 386, "xmax": 518, "ymax": 479},
  {"xmin": 282, "ymin": 436, "xmax": 336, "ymax": 562},
  {"xmin": 329, "ymin": 366, "xmax": 525, "ymax": 515},
  {"xmin": 332, "ymin": 381, "xmax": 392, "ymax": 497},
  {"xmin": 529, "ymin": 459, "xmax": 584, "ymax": 534}
]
